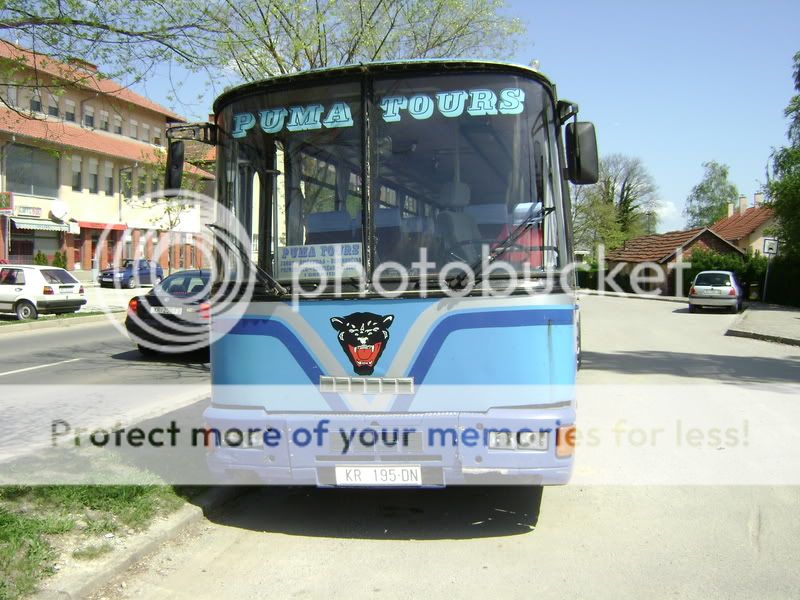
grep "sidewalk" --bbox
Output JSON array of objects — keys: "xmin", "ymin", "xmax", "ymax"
[
  {"xmin": 578, "ymin": 289, "xmax": 800, "ymax": 346},
  {"xmin": 726, "ymin": 303, "xmax": 800, "ymax": 346}
]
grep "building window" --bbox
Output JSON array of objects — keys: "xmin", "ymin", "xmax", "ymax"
[
  {"xmin": 129, "ymin": 119, "xmax": 138, "ymax": 140},
  {"xmin": 83, "ymin": 105, "xmax": 94, "ymax": 128},
  {"xmin": 4, "ymin": 85, "xmax": 18, "ymax": 107},
  {"xmin": 48, "ymin": 95, "xmax": 59, "ymax": 117},
  {"xmin": 65, "ymin": 100, "xmax": 76, "ymax": 122},
  {"xmin": 71, "ymin": 156, "xmax": 82, "ymax": 191},
  {"xmin": 142, "ymin": 124, "xmax": 150, "ymax": 143},
  {"xmin": 5, "ymin": 144, "xmax": 59, "ymax": 197},
  {"xmin": 88, "ymin": 159, "xmax": 99, "ymax": 194},
  {"xmin": 30, "ymin": 90, "xmax": 42, "ymax": 113},
  {"xmin": 105, "ymin": 162, "xmax": 114, "ymax": 195},
  {"xmin": 138, "ymin": 174, "xmax": 147, "ymax": 197},
  {"xmin": 99, "ymin": 110, "xmax": 109, "ymax": 131},
  {"xmin": 153, "ymin": 128, "xmax": 161, "ymax": 146},
  {"xmin": 114, "ymin": 115, "xmax": 122, "ymax": 135}
]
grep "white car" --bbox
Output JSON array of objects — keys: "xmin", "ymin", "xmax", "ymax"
[
  {"xmin": 0, "ymin": 265, "xmax": 87, "ymax": 320},
  {"xmin": 688, "ymin": 270, "xmax": 743, "ymax": 313}
]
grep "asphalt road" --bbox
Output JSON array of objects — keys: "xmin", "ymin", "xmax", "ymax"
[
  {"xmin": 83, "ymin": 294, "xmax": 800, "ymax": 599},
  {"xmin": 0, "ymin": 317, "xmax": 210, "ymax": 465}
]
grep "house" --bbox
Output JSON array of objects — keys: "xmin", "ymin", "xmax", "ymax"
[
  {"xmin": 605, "ymin": 227, "xmax": 744, "ymax": 295},
  {"xmin": 0, "ymin": 41, "xmax": 214, "ymax": 279},
  {"xmin": 712, "ymin": 193, "xmax": 776, "ymax": 255}
]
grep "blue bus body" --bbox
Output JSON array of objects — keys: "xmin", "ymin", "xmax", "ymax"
[{"xmin": 193, "ymin": 60, "xmax": 595, "ymax": 487}]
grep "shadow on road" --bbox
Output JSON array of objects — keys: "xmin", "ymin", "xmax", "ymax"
[
  {"xmin": 202, "ymin": 485, "xmax": 543, "ymax": 540},
  {"xmin": 110, "ymin": 349, "xmax": 210, "ymax": 367},
  {"xmin": 583, "ymin": 349, "xmax": 800, "ymax": 383}
]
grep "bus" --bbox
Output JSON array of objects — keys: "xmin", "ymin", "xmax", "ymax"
[{"xmin": 165, "ymin": 60, "xmax": 598, "ymax": 487}]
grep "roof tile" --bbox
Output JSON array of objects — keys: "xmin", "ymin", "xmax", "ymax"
[
  {"xmin": 0, "ymin": 40, "xmax": 184, "ymax": 121},
  {"xmin": 711, "ymin": 205, "xmax": 774, "ymax": 241}
]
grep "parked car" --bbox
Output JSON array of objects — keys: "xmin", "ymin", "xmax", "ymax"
[
  {"xmin": 98, "ymin": 259, "xmax": 163, "ymax": 289},
  {"xmin": 688, "ymin": 270, "xmax": 743, "ymax": 313},
  {"xmin": 0, "ymin": 265, "xmax": 86, "ymax": 320},
  {"xmin": 125, "ymin": 269, "xmax": 211, "ymax": 354}
]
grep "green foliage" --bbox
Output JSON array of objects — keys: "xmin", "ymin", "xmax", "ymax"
[
  {"xmin": 680, "ymin": 248, "xmax": 747, "ymax": 295},
  {"xmin": 684, "ymin": 161, "xmax": 739, "ymax": 228},
  {"xmin": 51, "ymin": 251, "xmax": 67, "ymax": 269},
  {"xmin": 33, "ymin": 250, "xmax": 48, "ymax": 265},
  {"xmin": 571, "ymin": 153, "xmax": 659, "ymax": 253},
  {"xmin": 764, "ymin": 255, "xmax": 800, "ymax": 307},
  {"xmin": 767, "ymin": 50, "xmax": 800, "ymax": 258},
  {"xmin": 214, "ymin": 0, "xmax": 525, "ymax": 79}
]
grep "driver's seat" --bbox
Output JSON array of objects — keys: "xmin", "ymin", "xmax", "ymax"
[{"xmin": 435, "ymin": 182, "xmax": 482, "ymax": 264}]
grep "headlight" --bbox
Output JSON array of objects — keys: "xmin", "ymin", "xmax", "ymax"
[
  {"xmin": 115, "ymin": 272, "xmax": 124, "ymax": 278},
  {"xmin": 517, "ymin": 430, "xmax": 549, "ymax": 451}
]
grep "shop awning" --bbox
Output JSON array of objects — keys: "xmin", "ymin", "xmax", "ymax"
[
  {"xmin": 78, "ymin": 221, "xmax": 127, "ymax": 231},
  {"xmin": 10, "ymin": 217, "xmax": 70, "ymax": 232}
]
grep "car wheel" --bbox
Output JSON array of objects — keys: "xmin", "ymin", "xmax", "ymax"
[
  {"xmin": 127, "ymin": 277, "xmax": 137, "ymax": 289},
  {"xmin": 15, "ymin": 300, "xmax": 38, "ymax": 321},
  {"xmin": 729, "ymin": 304, "xmax": 738, "ymax": 314},
  {"xmin": 689, "ymin": 304, "xmax": 696, "ymax": 313}
]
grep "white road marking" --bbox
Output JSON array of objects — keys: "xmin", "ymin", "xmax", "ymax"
[{"xmin": 0, "ymin": 358, "xmax": 81, "ymax": 378}]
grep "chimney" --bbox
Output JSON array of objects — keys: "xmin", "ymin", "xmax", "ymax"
[
  {"xmin": 754, "ymin": 192, "xmax": 764, "ymax": 205},
  {"xmin": 727, "ymin": 203, "xmax": 734, "ymax": 217},
  {"xmin": 738, "ymin": 194, "xmax": 747, "ymax": 214}
]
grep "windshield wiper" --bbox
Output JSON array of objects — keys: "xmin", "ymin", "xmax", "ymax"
[
  {"xmin": 450, "ymin": 203, "xmax": 554, "ymax": 290},
  {"xmin": 206, "ymin": 223, "xmax": 288, "ymax": 297}
]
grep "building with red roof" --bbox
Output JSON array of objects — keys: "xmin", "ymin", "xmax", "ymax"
[
  {"xmin": 605, "ymin": 227, "xmax": 744, "ymax": 295},
  {"xmin": 711, "ymin": 193, "xmax": 776, "ymax": 255},
  {"xmin": 0, "ymin": 41, "xmax": 214, "ymax": 275}
]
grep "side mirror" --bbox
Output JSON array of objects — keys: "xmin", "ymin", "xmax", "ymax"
[
  {"xmin": 164, "ymin": 140, "xmax": 185, "ymax": 194},
  {"xmin": 565, "ymin": 122, "xmax": 599, "ymax": 184}
]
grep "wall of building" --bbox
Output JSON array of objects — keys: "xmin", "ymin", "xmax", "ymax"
[{"xmin": 1, "ymin": 66, "xmax": 209, "ymax": 278}]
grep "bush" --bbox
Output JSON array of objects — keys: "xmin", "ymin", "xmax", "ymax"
[
  {"xmin": 764, "ymin": 255, "xmax": 800, "ymax": 307},
  {"xmin": 51, "ymin": 251, "xmax": 67, "ymax": 269},
  {"xmin": 33, "ymin": 250, "xmax": 48, "ymax": 265}
]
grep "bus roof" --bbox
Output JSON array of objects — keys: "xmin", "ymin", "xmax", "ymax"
[{"xmin": 213, "ymin": 59, "xmax": 557, "ymax": 114}]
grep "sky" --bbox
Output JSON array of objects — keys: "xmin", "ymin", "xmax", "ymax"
[{"xmin": 133, "ymin": 0, "xmax": 800, "ymax": 233}]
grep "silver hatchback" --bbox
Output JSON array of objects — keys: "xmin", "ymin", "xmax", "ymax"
[{"xmin": 688, "ymin": 270, "xmax": 743, "ymax": 313}]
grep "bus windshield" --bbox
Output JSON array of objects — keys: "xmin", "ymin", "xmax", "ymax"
[{"xmin": 217, "ymin": 70, "xmax": 563, "ymax": 288}]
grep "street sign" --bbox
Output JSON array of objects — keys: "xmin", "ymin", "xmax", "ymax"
[
  {"xmin": 0, "ymin": 191, "xmax": 12, "ymax": 216},
  {"xmin": 763, "ymin": 238, "xmax": 778, "ymax": 256}
]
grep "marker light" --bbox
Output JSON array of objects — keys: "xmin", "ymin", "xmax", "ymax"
[{"xmin": 556, "ymin": 425, "xmax": 576, "ymax": 458}]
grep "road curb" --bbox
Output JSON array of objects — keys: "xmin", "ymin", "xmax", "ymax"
[
  {"xmin": 725, "ymin": 328, "xmax": 800, "ymax": 347},
  {"xmin": 0, "ymin": 311, "xmax": 124, "ymax": 335},
  {"xmin": 33, "ymin": 486, "xmax": 243, "ymax": 600},
  {"xmin": 578, "ymin": 289, "xmax": 687, "ymax": 304}
]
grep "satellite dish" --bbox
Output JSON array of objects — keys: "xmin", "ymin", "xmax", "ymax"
[{"xmin": 50, "ymin": 201, "xmax": 69, "ymax": 221}]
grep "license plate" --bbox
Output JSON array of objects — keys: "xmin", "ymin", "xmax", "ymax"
[
  {"xmin": 149, "ymin": 306, "xmax": 182, "ymax": 315},
  {"xmin": 60, "ymin": 287, "xmax": 74, "ymax": 294},
  {"xmin": 101, "ymin": 277, "xmax": 111, "ymax": 282},
  {"xmin": 708, "ymin": 289, "xmax": 722, "ymax": 295},
  {"xmin": 334, "ymin": 465, "xmax": 422, "ymax": 486}
]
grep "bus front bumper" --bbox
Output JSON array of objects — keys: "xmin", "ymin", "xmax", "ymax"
[{"xmin": 202, "ymin": 407, "xmax": 575, "ymax": 487}]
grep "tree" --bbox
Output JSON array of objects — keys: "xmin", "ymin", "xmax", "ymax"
[
  {"xmin": 0, "ymin": 1, "xmax": 220, "ymax": 113},
  {"xmin": 571, "ymin": 153, "xmax": 659, "ymax": 252},
  {"xmin": 767, "ymin": 51, "xmax": 800, "ymax": 258},
  {"xmin": 683, "ymin": 160, "xmax": 739, "ymax": 228},
  {"xmin": 570, "ymin": 183, "xmax": 625, "ymax": 252},
  {"xmin": 213, "ymin": 0, "xmax": 525, "ymax": 79},
  {"xmin": 122, "ymin": 150, "xmax": 209, "ymax": 273},
  {"xmin": 1, "ymin": 0, "xmax": 524, "ymax": 114}
]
